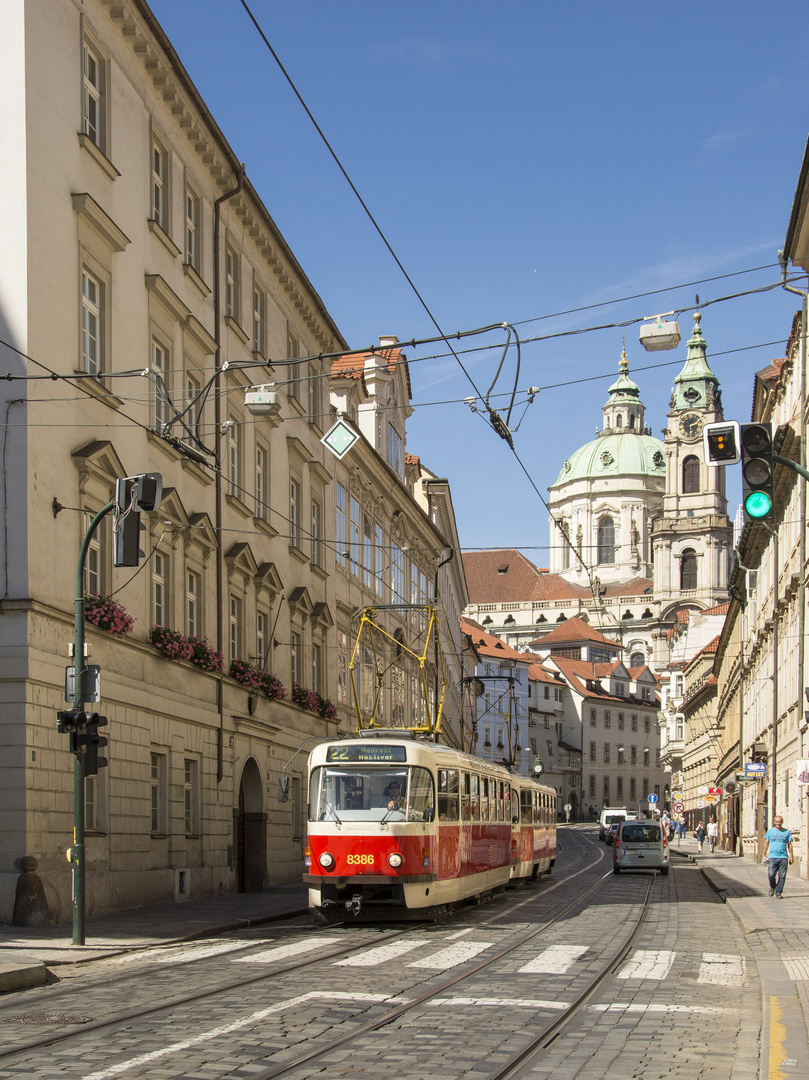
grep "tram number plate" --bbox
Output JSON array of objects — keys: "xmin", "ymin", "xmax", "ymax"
[{"xmin": 347, "ymin": 854, "xmax": 375, "ymax": 866}]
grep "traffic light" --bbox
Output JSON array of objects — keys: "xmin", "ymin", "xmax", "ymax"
[
  {"xmin": 113, "ymin": 474, "xmax": 162, "ymax": 566},
  {"xmin": 76, "ymin": 713, "xmax": 108, "ymax": 775},
  {"xmin": 113, "ymin": 478, "xmax": 140, "ymax": 567},
  {"xmin": 703, "ymin": 421, "xmax": 741, "ymax": 466},
  {"xmin": 740, "ymin": 422, "xmax": 774, "ymax": 523},
  {"xmin": 57, "ymin": 708, "xmax": 86, "ymax": 734}
]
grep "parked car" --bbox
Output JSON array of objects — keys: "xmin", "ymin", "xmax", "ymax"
[
  {"xmin": 606, "ymin": 821, "xmax": 621, "ymax": 845},
  {"xmin": 613, "ymin": 819, "xmax": 669, "ymax": 875}
]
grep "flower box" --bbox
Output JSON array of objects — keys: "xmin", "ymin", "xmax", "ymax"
[{"xmin": 85, "ymin": 594, "xmax": 134, "ymax": 637}]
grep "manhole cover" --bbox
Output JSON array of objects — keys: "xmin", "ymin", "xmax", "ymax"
[{"xmin": 1, "ymin": 1014, "xmax": 93, "ymax": 1025}]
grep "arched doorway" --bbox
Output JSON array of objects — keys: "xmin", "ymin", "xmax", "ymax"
[{"xmin": 235, "ymin": 758, "xmax": 266, "ymax": 893}]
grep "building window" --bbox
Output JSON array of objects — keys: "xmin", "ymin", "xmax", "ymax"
[
  {"xmin": 631, "ymin": 746, "xmax": 637, "ymax": 765},
  {"xmin": 184, "ymin": 370, "xmax": 201, "ymax": 444},
  {"xmin": 629, "ymin": 778, "xmax": 636, "ymax": 802},
  {"xmin": 185, "ymin": 186, "xmax": 201, "ymax": 271},
  {"xmin": 152, "ymin": 551, "xmax": 168, "ymax": 627},
  {"xmin": 226, "ymin": 247, "xmax": 240, "ymax": 321},
  {"xmin": 184, "ymin": 758, "xmax": 200, "ymax": 835},
  {"xmin": 227, "ymin": 420, "xmax": 241, "ymax": 498},
  {"xmin": 186, "ymin": 569, "xmax": 201, "ymax": 638},
  {"xmin": 617, "ymin": 746, "xmax": 625, "ymax": 764},
  {"xmin": 256, "ymin": 610, "xmax": 268, "ymax": 668},
  {"xmin": 253, "ymin": 284, "xmax": 266, "ymax": 356},
  {"xmin": 349, "ymin": 497, "xmax": 361, "ymax": 575},
  {"xmin": 616, "ymin": 777, "xmax": 624, "ymax": 800},
  {"xmin": 311, "ymin": 498, "xmax": 322, "ymax": 567},
  {"xmin": 151, "ymin": 137, "xmax": 169, "ymax": 231},
  {"xmin": 291, "ymin": 631, "xmax": 301, "ymax": 687},
  {"xmin": 287, "ymin": 327, "xmax": 300, "ymax": 403},
  {"xmin": 374, "ymin": 523, "xmax": 384, "ymax": 596},
  {"xmin": 631, "ymin": 714, "xmax": 638, "ymax": 732},
  {"xmin": 643, "ymin": 748, "xmax": 650, "ymax": 767},
  {"xmin": 630, "ymin": 651, "xmax": 645, "ymax": 668},
  {"xmin": 363, "ymin": 514, "xmax": 375, "ymax": 589},
  {"xmin": 604, "ymin": 743, "xmax": 610, "ymax": 764},
  {"xmin": 388, "ymin": 424, "xmax": 402, "ymax": 478},
  {"xmin": 82, "ymin": 39, "xmax": 105, "ymax": 150},
  {"xmin": 680, "ymin": 548, "xmax": 698, "ymax": 590},
  {"xmin": 312, "ymin": 642, "xmax": 323, "ymax": 696},
  {"xmin": 81, "ymin": 269, "xmax": 103, "ymax": 376},
  {"xmin": 598, "ymin": 517, "xmax": 615, "ymax": 564},
  {"xmin": 85, "ymin": 512, "xmax": 104, "ymax": 597},
  {"xmin": 151, "ymin": 338, "xmax": 169, "ymax": 431},
  {"xmin": 589, "ymin": 775, "xmax": 596, "ymax": 798},
  {"xmin": 603, "ymin": 777, "xmax": 610, "ymax": 803},
  {"xmin": 255, "ymin": 444, "xmax": 269, "ymax": 521},
  {"xmin": 589, "ymin": 741, "xmax": 596, "ymax": 762},
  {"xmin": 644, "ymin": 717, "xmax": 651, "ymax": 734},
  {"xmin": 391, "ymin": 542, "xmax": 405, "ymax": 603},
  {"xmin": 682, "ymin": 455, "xmax": 700, "ymax": 494},
  {"xmin": 337, "ymin": 629, "xmax": 348, "ymax": 704},
  {"xmin": 618, "ymin": 713, "xmax": 625, "ymax": 730},
  {"xmin": 308, "ymin": 361, "xmax": 323, "ymax": 428},
  {"xmin": 229, "ymin": 594, "xmax": 242, "ymax": 661},
  {"xmin": 150, "ymin": 751, "xmax": 167, "ymax": 835},
  {"xmin": 290, "ymin": 477, "xmax": 302, "ymax": 548},
  {"xmin": 590, "ymin": 709, "xmax": 597, "ymax": 727},
  {"xmin": 336, "ymin": 483, "xmax": 346, "ymax": 567},
  {"xmin": 604, "ymin": 711, "xmax": 611, "ymax": 728}
]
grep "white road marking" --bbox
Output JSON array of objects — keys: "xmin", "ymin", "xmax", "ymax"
[
  {"xmin": 108, "ymin": 939, "xmax": 273, "ymax": 965},
  {"xmin": 427, "ymin": 996, "xmax": 566, "ymax": 1010},
  {"xmin": 698, "ymin": 952, "xmax": 746, "ymax": 986},
  {"xmin": 782, "ymin": 954, "xmax": 809, "ymax": 980},
  {"xmin": 408, "ymin": 941, "xmax": 494, "ymax": 969},
  {"xmin": 335, "ymin": 939, "xmax": 431, "ymax": 966},
  {"xmin": 78, "ymin": 992, "xmax": 404, "ymax": 1080},
  {"xmin": 593, "ymin": 1002, "xmax": 729, "ymax": 1014},
  {"xmin": 445, "ymin": 927, "xmax": 476, "ymax": 940},
  {"xmin": 232, "ymin": 937, "xmax": 341, "ymax": 963},
  {"xmin": 617, "ymin": 949, "xmax": 675, "ymax": 980},
  {"xmin": 519, "ymin": 944, "xmax": 589, "ymax": 974}
]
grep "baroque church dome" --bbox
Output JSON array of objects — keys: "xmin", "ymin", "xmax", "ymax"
[{"xmin": 554, "ymin": 431, "xmax": 665, "ymax": 486}]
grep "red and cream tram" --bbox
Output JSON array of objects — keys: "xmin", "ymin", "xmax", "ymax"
[{"xmin": 304, "ymin": 731, "xmax": 556, "ymax": 920}]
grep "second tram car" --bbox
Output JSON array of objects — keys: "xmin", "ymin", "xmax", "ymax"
[{"xmin": 304, "ymin": 732, "xmax": 556, "ymax": 920}]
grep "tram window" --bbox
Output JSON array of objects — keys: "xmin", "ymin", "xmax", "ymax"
[
  {"xmin": 461, "ymin": 772, "xmax": 471, "ymax": 821},
  {"xmin": 480, "ymin": 776, "xmax": 489, "ymax": 821},
  {"xmin": 509, "ymin": 787, "xmax": 517, "ymax": 823},
  {"xmin": 438, "ymin": 768, "xmax": 459, "ymax": 821},
  {"xmin": 408, "ymin": 767, "xmax": 435, "ymax": 822},
  {"xmin": 494, "ymin": 781, "xmax": 503, "ymax": 822},
  {"xmin": 520, "ymin": 788, "xmax": 532, "ymax": 824},
  {"xmin": 471, "ymin": 774, "xmax": 480, "ymax": 820}
]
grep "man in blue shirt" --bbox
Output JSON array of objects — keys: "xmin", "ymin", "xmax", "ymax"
[{"xmin": 763, "ymin": 815, "xmax": 793, "ymax": 898}]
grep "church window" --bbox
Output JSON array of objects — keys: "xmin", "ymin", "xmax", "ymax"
[
  {"xmin": 598, "ymin": 517, "xmax": 615, "ymax": 564},
  {"xmin": 680, "ymin": 549, "xmax": 697, "ymax": 590},
  {"xmin": 682, "ymin": 455, "xmax": 700, "ymax": 494},
  {"xmin": 616, "ymin": 415, "xmax": 622, "ymax": 428},
  {"xmin": 630, "ymin": 651, "xmax": 645, "ymax": 667},
  {"xmin": 561, "ymin": 521, "xmax": 570, "ymax": 570},
  {"xmin": 629, "ymin": 413, "xmax": 636, "ymax": 429}
]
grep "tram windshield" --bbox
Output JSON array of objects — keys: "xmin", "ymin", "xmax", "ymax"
[{"xmin": 309, "ymin": 766, "xmax": 435, "ymax": 822}]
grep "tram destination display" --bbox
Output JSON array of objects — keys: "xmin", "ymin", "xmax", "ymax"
[{"xmin": 326, "ymin": 744, "xmax": 408, "ymax": 763}]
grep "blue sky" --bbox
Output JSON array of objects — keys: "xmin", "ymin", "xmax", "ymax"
[{"xmin": 150, "ymin": 0, "xmax": 809, "ymax": 561}]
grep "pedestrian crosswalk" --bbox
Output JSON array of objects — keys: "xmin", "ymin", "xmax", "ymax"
[{"xmin": 226, "ymin": 938, "xmax": 759, "ymax": 986}]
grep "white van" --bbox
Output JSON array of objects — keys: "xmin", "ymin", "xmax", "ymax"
[
  {"xmin": 599, "ymin": 807, "xmax": 633, "ymax": 841},
  {"xmin": 613, "ymin": 818, "xmax": 669, "ymax": 875}
]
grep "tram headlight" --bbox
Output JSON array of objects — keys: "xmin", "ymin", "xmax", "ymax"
[
  {"xmin": 318, "ymin": 852, "xmax": 335, "ymax": 870},
  {"xmin": 388, "ymin": 852, "xmax": 404, "ymax": 869}
]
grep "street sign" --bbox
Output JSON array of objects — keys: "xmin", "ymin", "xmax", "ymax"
[
  {"xmin": 705, "ymin": 794, "xmax": 718, "ymax": 804},
  {"xmin": 745, "ymin": 762, "xmax": 766, "ymax": 777},
  {"xmin": 672, "ymin": 791, "xmax": 683, "ymax": 801},
  {"xmin": 647, "ymin": 793, "xmax": 658, "ymax": 804},
  {"xmin": 697, "ymin": 785, "xmax": 709, "ymax": 795},
  {"xmin": 65, "ymin": 665, "xmax": 101, "ymax": 703},
  {"xmin": 707, "ymin": 786, "xmax": 722, "ymax": 797},
  {"xmin": 673, "ymin": 801, "xmax": 684, "ymax": 813},
  {"xmin": 564, "ymin": 803, "xmax": 572, "ymax": 812},
  {"xmin": 697, "ymin": 800, "xmax": 705, "ymax": 809}
]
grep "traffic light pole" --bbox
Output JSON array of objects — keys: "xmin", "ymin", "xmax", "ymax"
[
  {"xmin": 72, "ymin": 501, "xmax": 114, "ymax": 946},
  {"xmin": 774, "ymin": 454, "xmax": 809, "ymax": 484}
]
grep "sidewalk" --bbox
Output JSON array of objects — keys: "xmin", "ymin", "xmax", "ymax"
[{"xmin": 0, "ymin": 880, "xmax": 310, "ymax": 993}]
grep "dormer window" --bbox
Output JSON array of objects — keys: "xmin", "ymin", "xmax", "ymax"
[{"xmin": 388, "ymin": 424, "xmax": 402, "ymax": 478}]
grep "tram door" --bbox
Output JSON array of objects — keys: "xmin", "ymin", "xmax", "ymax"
[{"xmin": 235, "ymin": 759, "xmax": 267, "ymax": 893}]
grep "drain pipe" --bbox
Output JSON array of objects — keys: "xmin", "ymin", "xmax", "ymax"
[{"xmin": 214, "ymin": 165, "xmax": 245, "ymax": 782}]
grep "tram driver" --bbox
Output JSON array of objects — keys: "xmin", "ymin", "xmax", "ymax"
[{"xmin": 375, "ymin": 780, "xmax": 405, "ymax": 811}]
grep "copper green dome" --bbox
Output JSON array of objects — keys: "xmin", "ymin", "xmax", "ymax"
[{"xmin": 553, "ymin": 431, "xmax": 666, "ymax": 486}]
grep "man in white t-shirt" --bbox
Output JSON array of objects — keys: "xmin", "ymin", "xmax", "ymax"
[{"xmin": 707, "ymin": 819, "xmax": 718, "ymax": 853}]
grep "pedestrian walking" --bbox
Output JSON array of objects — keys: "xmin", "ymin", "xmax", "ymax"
[
  {"xmin": 763, "ymin": 815, "xmax": 794, "ymax": 898},
  {"xmin": 695, "ymin": 822, "xmax": 707, "ymax": 853},
  {"xmin": 707, "ymin": 818, "xmax": 718, "ymax": 853}
]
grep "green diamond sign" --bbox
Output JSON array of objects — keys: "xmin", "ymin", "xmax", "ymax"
[{"xmin": 321, "ymin": 418, "xmax": 360, "ymax": 459}]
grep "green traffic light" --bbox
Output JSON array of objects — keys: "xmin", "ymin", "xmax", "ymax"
[{"xmin": 745, "ymin": 490, "xmax": 772, "ymax": 518}]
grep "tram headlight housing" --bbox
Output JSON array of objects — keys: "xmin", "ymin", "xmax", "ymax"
[
  {"xmin": 318, "ymin": 852, "xmax": 335, "ymax": 870},
  {"xmin": 388, "ymin": 852, "xmax": 404, "ymax": 869}
]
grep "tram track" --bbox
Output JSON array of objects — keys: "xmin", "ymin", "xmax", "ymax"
[{"xmin": 0, "ymin": 826, "xmax": 613, "ymax": 1077}]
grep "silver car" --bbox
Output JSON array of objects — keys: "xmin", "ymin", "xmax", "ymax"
[{"xmin": 613, "ymin": 820, "xmax": 669, "ymax": 875}]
